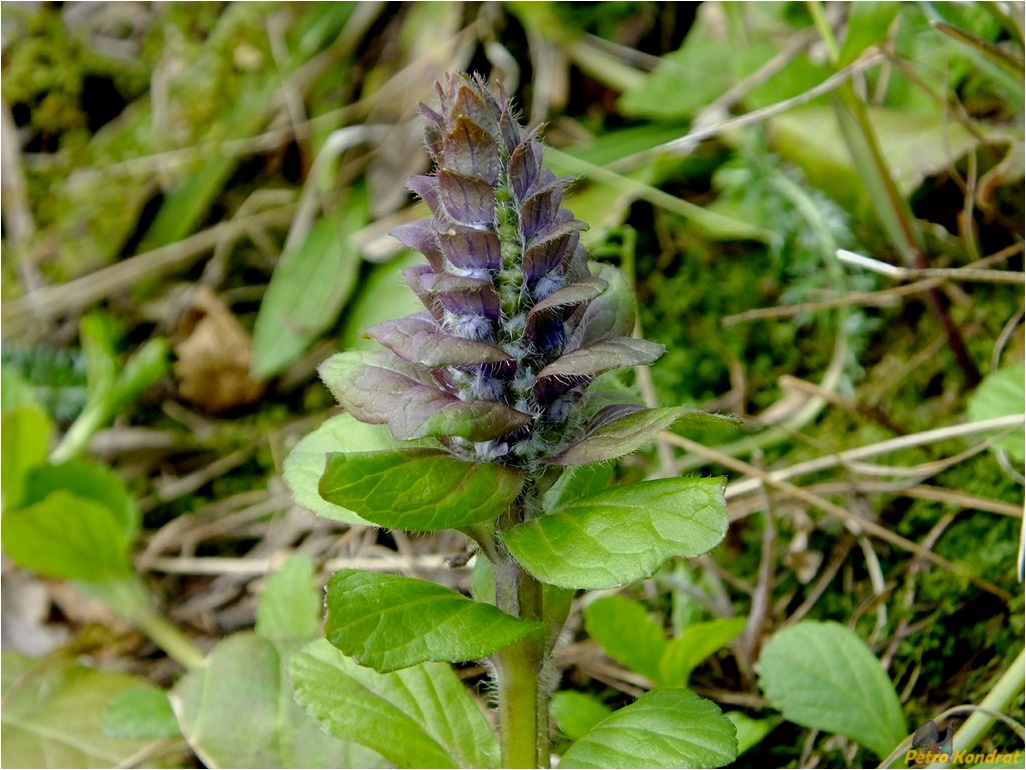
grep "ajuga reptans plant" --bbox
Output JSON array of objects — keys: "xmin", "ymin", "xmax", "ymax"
[{"xmin": 286, "ymin": 73, "xmax": 739, "ymax": 769}]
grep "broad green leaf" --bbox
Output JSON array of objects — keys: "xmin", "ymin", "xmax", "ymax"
[
  {"xmin": 1, "ymin": 492, "xmax": 132, "ymax": 582},
  {"xmin": 967, "ymin": 363, "xmax": 1025, "ymax": 462},
  {"xmin": 724, "ymin": 711, "xmax": 773, "ymax": 756},
  {"xmin": 104, "ymin": 687, "xmax": 180, "ymax": 740},
  {"xmin": 550, "ymin": 406, "xmax": 738, "ymax": 466},
  {"xmin": 283, "ymin": 412, "xmax": 428, "ymax": 526},
  {"xmin": 1, "ymin": 405, "xmax": 53, "ymax": 511},
  {"xmin": 468, "ymin": 557, "xmax": 574, "ymax": 637},
  {"xmin": 320, "ymin": 448, "xmax": 526, "ymax": 531},
  {"xmin": 768, "ymin": 106, "xmax": 980, "ymax": 217},
  {"xmin": 838, "ymin": 3, "xmax": 900, "ymax": 66},
  {"xmin": 759, "ymin": 621, "xmax": 906, "ymax": 758},
  {"xmin": 658, "ymin": 617, "xmax": 746, "ymax": 688},
  {"xmin": 23, "ymin": 460, "xmax": 137, "ymax": 542},
  {"xmin": 583, "ymin": 596, "xmax": 667, "ymax": 683},
  {"xmin": 0, "ymin": 365, "xmax": 42, "ymax": 413},
  {"xmin": 504, "ymin": 477, "xmax": 728, "ymax": 589},
  {"xmin": 171, "ymin": 634, "xmax": 384, "ymax": 769},
  {"xmin": 291, "ymin": 638, "xmax": 499, "ymax": 769},
  {"xmin": 543, "ymin": 463, "xmax": 614, "ymax": 512},
  {"xmin": 551, "ymin": 691, "xmax": 613, "ymax": 742},
  {"xmin": 255, "ymin": 553, "xmax": 321, "ymax": 640},
  {"xmin": 252, "ymin": 203, "xmax": 364, "ymax": 378},
  {"xmin": 1, "ymin": 655, "xmax": 166, "ymax": 768},
  {"xmin": 558, "ymin": 689, "xmax": 737, "ymax": 768},
  {"xmin": 618, "ymin": 25, "xmax": 777, "ymax": 121},
  {"xmin": 325, "ymin": 570, "xmax": 544, "ymax": 672}
]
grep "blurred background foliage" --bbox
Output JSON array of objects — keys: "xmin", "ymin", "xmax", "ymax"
[{"xmin": 1, "ymin": 2, "xmax": 1023, "ymax": 768}]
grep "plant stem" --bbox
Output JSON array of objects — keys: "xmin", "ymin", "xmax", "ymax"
[
  {"xmin": 493, "ymin": 555, "xmax": 549, "ymax": 768},
  {"xmin": 88, "ymin": 576, "xmax": 206, "ymax": 670}
]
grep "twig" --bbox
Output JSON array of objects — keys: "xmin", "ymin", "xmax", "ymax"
[
  {"xmin": 608, "ymin": 50, "xmax": 887, "ymax": 171},
  {"xmin": 2, "ymin": 206, "xmax": 296, "ymax": 337},
  {"xmin": 723, "ymin": 243, "xmax": 1025, "ymax": 325},
  {"xmin": 146, "ymin": 552, "xmax": 459, "ymax": 575},
  {"xmin": 837, "ymin": 249, "xmax": 1025, "ymax": 284},
  {"xmin": 664, "ymin": 434, "xmax": 1015, "ymax": 601},
  {"xmin": 722, "ymin": 414, "xmax": 1026, "ymax": 500}
]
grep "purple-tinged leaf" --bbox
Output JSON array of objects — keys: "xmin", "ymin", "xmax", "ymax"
[
  {"xmin": 438, "ymin": 226, "xmax": 501, "ymax": 270},
  {"xmin": 402, "ymin": 264, "xmax": 444, "ymax": 320},
  {"xmin": 548, "ymin": 404, "xmax": 678, "ymax": 466},
  {"xmin": 444, "ymin": 116, "xmax": 500, "ymax": 185},
  {"xmin": 437, "ymin": 171, "xmax": 495, "ymax": 225},
  {"xmin": 320, "ymin": 449, "xmax": 526, "ymax": 532},
  {"xmin": 520, "ymin": 181, "xmax": 565, "ymax": 241},
  {"xmin": 523, "ymin": 219, "xmax": 587, "ymax": 282},
  {"xmin": 538, "ymin": 338, "xmax": 664, "ymax": 381},
  {"xmin": 547, "ymin": 406, "xmax": 737, "ymax": 466},
  {"xmin": 365, "ymin": 314, "xmax": 512, "ymax": 368},
  {"xmin": 450, "ymin": 82, "xmax": 497, "ymax": 133},
  {"xmin": 508, "ymin": 136, "xmax": 543, "ymax": 200},
  {"xmin": 319, "ymin": 351, "xmax": 530, "ymax": 441},
  {"xmin": 499, "ymin": 107, "xmax": 524, "ymax": 154},
  {"xmin": 419, "ymin": 103, "xmax": 445, "ymax": 159},
  {"xmin": 418, "ymin": 271, "xmax": 501, "ymax": 319},
  {"xmin": 390, "ymin": 220, "xmax": 444, "ymax": 271},
  {"xmin": 407, "ymin": 175, "xmax": 444, "ymax": 219},
  {"xmin": 575, "ymin": 262, "xmax": 637, "ymax": 345},
  {"xmin": 526, "ymin": 276, "xmax": 607, "ymax": 340},
  {"xmin": 529, "ymin": 276, "xmax": 608, "ymax": 316}
]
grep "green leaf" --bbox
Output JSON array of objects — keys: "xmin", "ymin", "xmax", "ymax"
[
  {"xmin": 291, "ymin": 638, "xmax": 500, "ymax": 769},
  {"xmin": 558, "ymin": 689, "xmax": 737, "ymax": 768},
  {"xmin": 252, "ymin": 204, "xmax": 364, "ymax": 378},
  {"xmin": 111, "ymin": 337, "xmax": 170, "ymax": 414},
  {"xmin": 618, "ymin": 27, "xmax": 777, "ymax": 121},
  {"xmin": 758, "ymin": 621, "xmax": 906, "ymax": 758},
  {"xmin": 171, "ymin": 634, "xmax": 384, "ymax": 769},
  {"xmin": 467, "ymin": 558, "xmax": 573, "ymax": 637},
  {"xmin": 283, "ymin": 412, "xmax": 428, "ymax": 526},
  {"xmin": 325, "ymin": 570, "xmax": 544, "ymax": 672},
  {"xmin": 768, "ymin": 106, "xmax": 980, "ymax": 218},
  {"xmin": 104, "ymin": 687, "xmax": 180, "ymax": 740},
  {"xmin": 1, "ymin": 655, "xmax": 167, "ymax": 768},
  {"xmin": 658, "ymin": 617, "xmax": 746, "ymax": 688},
  {"xmin": 583, "ymin": 596, "xmax": 667, "ymax": 683},
  {"xmin": 255, "ymin": 553, "xmax": 321, "ymax": 640},
  {"xmin": 543, "ymin": 463, "xmax": 614, "ymax": 512},
  {"xmin": 319, "ymin": 448, "xmax": 526, "ymax": 531},
  {"xmin": 23, "ymin": 460, "xmax": 137, "ymax": 542},
  {"xmin": 504, "ymin": 477, "xmax": 728, "ymax": 589},
  {"xmin": 1, "ymin": 405, "xmax": 53, "ymax": 511},
  {"xmin": 1, "ymin": 492, "xmax": 132, "ymax": 582},
  {"xmin": 549, "ymin": 407, "xmax": 738, "ymax": 466},
  {"xmin": 967, "ymin": 363, "xmax": 1025, "ymax": 462},
  {"xmin": 551, "ymin": 691, "xmax": 613, "ymax": 742},
  {"xmin": 724, "ymin": 711, "xmax": 773, "ymax": 757},
  {"xmin": 838, "ymin": 3, "xmax": 900, "ymax": 66}
]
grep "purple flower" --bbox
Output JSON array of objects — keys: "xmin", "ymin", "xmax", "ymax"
[{"xmin": 321, "ymin": 73, "xmax": 664, "ymax": 466}]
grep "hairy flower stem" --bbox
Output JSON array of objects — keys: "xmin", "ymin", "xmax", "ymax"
[{"xmin": 493, "ymin": 522, "xmax": 550, "ymax": 769}]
